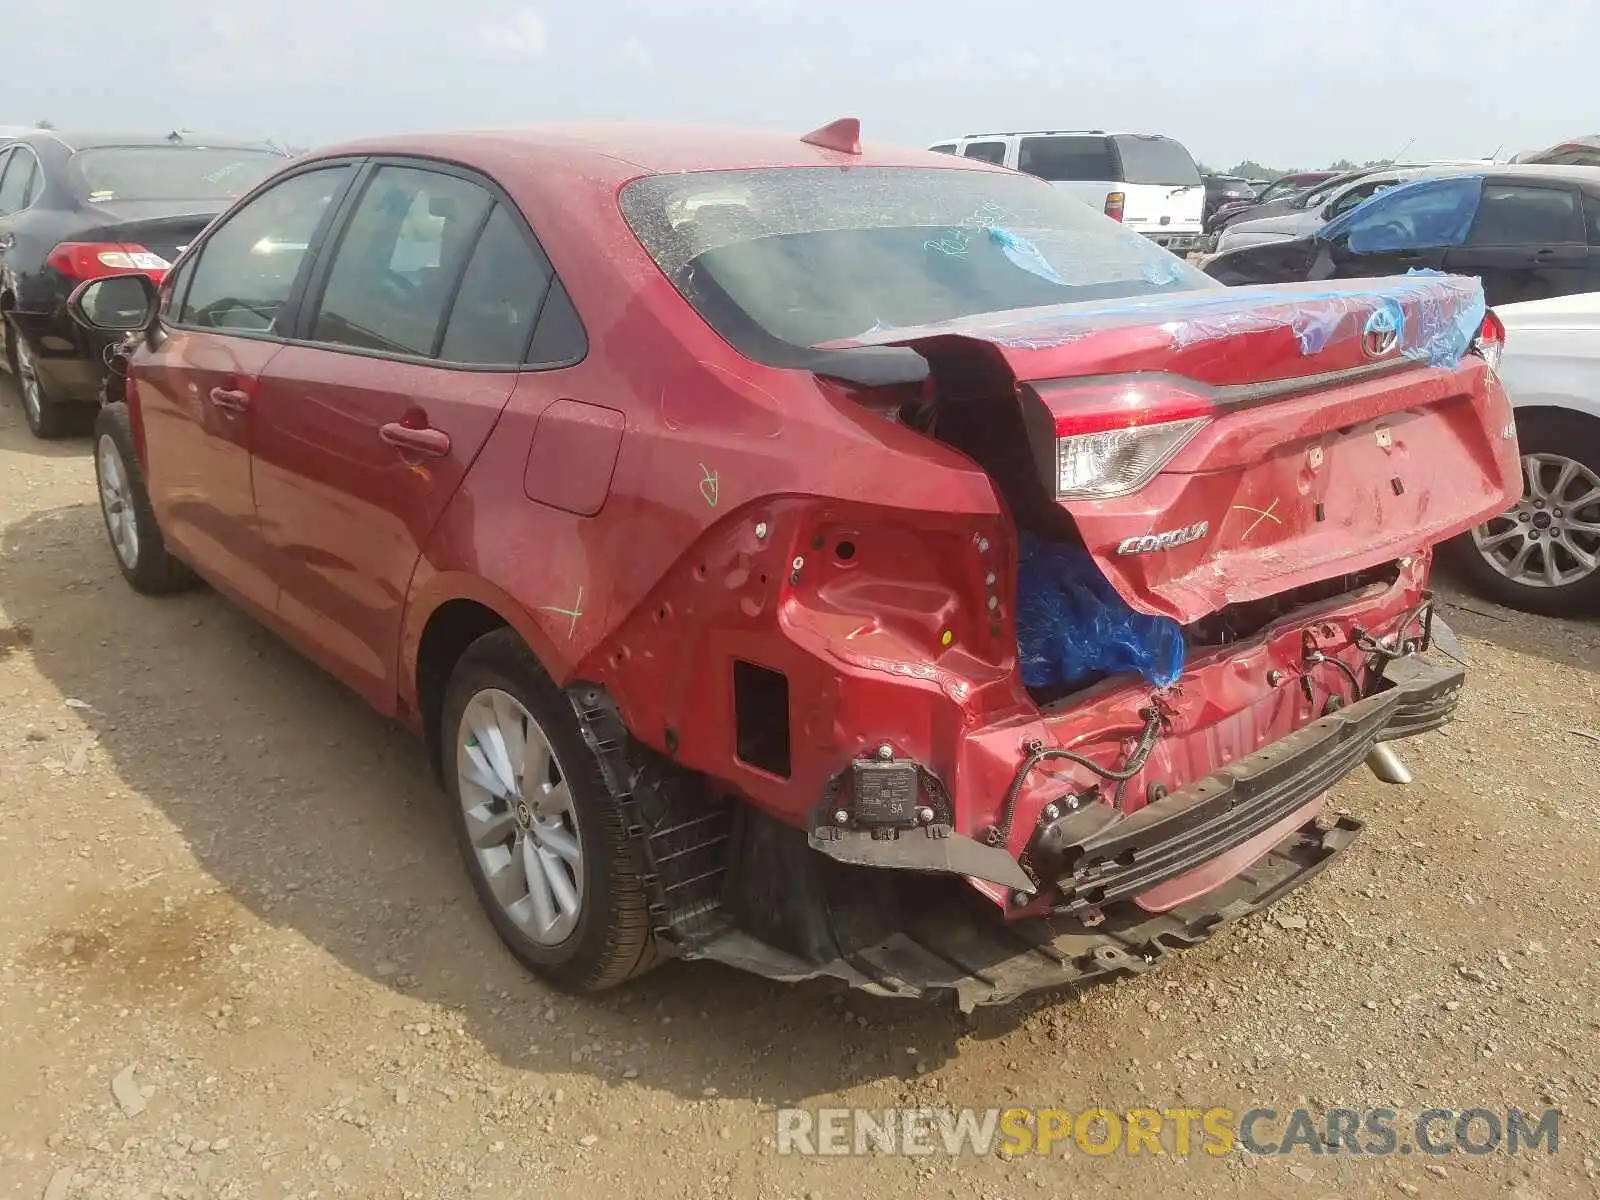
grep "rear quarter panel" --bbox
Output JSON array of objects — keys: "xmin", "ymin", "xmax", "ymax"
[{"xmin": 1496, "ymin": 326, "xmax": 1600, "ymax": 422}]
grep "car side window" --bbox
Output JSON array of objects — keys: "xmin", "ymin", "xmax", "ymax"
[
  {"xmin": 0, "ymin": 149, "xmax": 34, "ymax": 216},
  {"xmin": 436, "ymin": 204, "xmax": 553, "ymax": 366},
  {"xmin": 961, "ymin": 141, "xmax": 1008, "ymax": 166},
  {"xmin": 1467, "ymin": 184, "xmax": 1584, "ymax": 246},
  {"xmin": 311, "ymin": 165, "xmax": 493, "ymax": 358},
  {"xmin": 180, "ymin": 166, "xmax": 350, "ymax": 333},
  {"xmin": 1336, "ymin": 176, "xmax": 1483, "ymax": 254},
  {"xmin": 928, "ymin": 143, "xmax": 957, "ymax": 156},
  {"xmin": 1327, "ymin": 180, "xmax": 1390, "ymax": 219}
]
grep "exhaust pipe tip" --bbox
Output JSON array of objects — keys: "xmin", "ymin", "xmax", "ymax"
[{"xmin": 1366, "ymin": 742, "xmax": 1414, "ymax": 786}]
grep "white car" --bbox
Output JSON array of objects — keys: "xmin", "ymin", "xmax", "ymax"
[
  {"xmin": 1443, "ymin": 292, "xmax": 1600, "ymax": 615},
  {"xmin": 929, "ymin": 130, "xmax": 1206, "ymax": 254}
]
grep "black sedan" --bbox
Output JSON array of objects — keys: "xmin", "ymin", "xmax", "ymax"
[
  {"xmin": 0, "ymin": 130, "xmax": 287, "ymax": 436},
  {"xmin": 1202, "ymin": 173, "xmax": 1257, "ymax": 227},
  {"xmin": 1204, "ymin": 165, "xmax": 1600, "ymax": 308}
]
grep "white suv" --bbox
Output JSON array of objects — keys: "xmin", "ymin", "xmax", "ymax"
[{"xmin": 930, "ymin": 130, "xmax": 1206, "ymax": 253}]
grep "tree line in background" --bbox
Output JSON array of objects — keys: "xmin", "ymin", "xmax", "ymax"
[{"xmin": 1201, "ymin": 158, "xmax": 1388, "ymax": 180}]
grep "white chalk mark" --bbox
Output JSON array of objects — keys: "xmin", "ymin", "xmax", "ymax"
[
  {"xmin": 539, "ymin": 586, "xmax": 584, "ymax": 641},
  {"xmin": 699, "ymin": 463, "xmax": 720, "ymax": 508}
]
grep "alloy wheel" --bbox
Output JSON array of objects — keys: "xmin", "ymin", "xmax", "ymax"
[
  {"xmin": 1471, "ymin": 452, "xmax": 1600, "ymax": 590},
  {"xmin": 97, "ymin": 433, "xmax": 140, "ymax": 569},
  {"xmin": 456, "ymin": 688, "xmax": 584, "ymax": 946},
  {"xmin": 14, "ymin": 336, "xmax": 43, "ymax": 426}
]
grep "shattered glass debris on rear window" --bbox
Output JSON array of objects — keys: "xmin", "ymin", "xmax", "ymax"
[
  {"xmin": 1016, "ymin": 534, "xmax": 1185, "ymax": 692},
  {"xmin": 619, "ymin": 166, "xmax": 1212, "ymax": 363}
]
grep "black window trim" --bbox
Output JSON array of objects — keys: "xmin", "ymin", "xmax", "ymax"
[
  {"xmin": 288, "ymin": 153, "xmax": 587, "ymax": 373},
  {"xmin": 1467, "ymin": 179, "xmax": 1587, "ymax": 246},
  {"xmin": 960, "ymin": 139, "xmax": 1010, "ymax": 167},
  {"xmin": 0, "ymin": 144, "xmax": 43, "ymax": 217},
  {"xmin": 161, "ymin": 156, "xmax": 366, "ymax": 346}
]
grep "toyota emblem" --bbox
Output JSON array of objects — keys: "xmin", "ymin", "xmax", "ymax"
[{"xmin": 1361, "ymin": 306, "xmax": 1401, "ymax": 359}]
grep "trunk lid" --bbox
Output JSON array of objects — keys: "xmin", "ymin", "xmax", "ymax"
[
  {"xmin": 879, "ymin": 275, "xmax": 1521, "ymax": 623},
  {"xmin": 75, "ymin": 202, "xmax": 222, "ymax": 264}
]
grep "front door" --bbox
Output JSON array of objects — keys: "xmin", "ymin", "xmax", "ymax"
[
  {"xmin": 134, "ymin": 163, "xmax": 355, "ymax": 612},
  {"xmin": 249, "ymin": 164, "xmax": 555, "ymax": 710},
  {"xmin": 1319, "ymin": 175, "xmax": 1479, "ymax": 283}
]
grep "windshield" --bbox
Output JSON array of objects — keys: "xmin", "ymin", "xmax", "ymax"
[
  {"xmin": 1111, "ymin": 135, "xmax": 1201, "ymax": 186},
  {"xmin": 619, "ymin": 166, "xmax": 1216, "ymax": 363},
  {"xmin": 68, "ymin": 146, "xmax": 284, "ymax": 203}
]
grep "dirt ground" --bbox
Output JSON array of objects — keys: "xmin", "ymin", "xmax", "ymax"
[{"xmin": 1, "ymin": 382, "xmax": 1597, "ymax": 1200}]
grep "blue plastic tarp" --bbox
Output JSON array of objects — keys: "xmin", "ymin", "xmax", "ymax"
[
  {"xmin": 1015, "ymin": 534, "xmax": 1185, "ymax": 691},
  {"xmin": 1319, "ymin": 174, "xmax": 1483, "ymax": 254}
]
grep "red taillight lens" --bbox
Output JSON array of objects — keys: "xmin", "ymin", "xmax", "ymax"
[
  {"xmin": 47, "ymin": 242, "xmax": 171, "ymax": 283},
  {"xmin": 1028, "ymin": 377, "xmax": 1213, "ymax": 500},
  {"xmin": 1104, "ymin": 191, "xmax": 1125, "ymax": 222},
  {"xmin": 1471, "ymin": 309, "xmax": 1505, "ymax": 371}
]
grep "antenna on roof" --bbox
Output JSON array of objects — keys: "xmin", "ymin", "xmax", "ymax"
[
  {"xmin": 800, "ymin": 117, "xmax": 862, "ymax": 156},
  {"xmin": 166, "ymin": 130, "xmax": 184, "ymax": 143}
]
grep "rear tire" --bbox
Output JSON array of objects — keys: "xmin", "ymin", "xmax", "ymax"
[
  {"xmin": 93, "ymin": 403, "xmax": 198, "ymax": 594},
  {"xmin": 1442, "ymin": 410, "xmax": 1600, "ymax": 617},
  {"xmin": 8, "ymin": 324, "xmax": 85, "ymax": 439},
  {"xmin": 441, "ymin": 629, "xmax": 660, "ymax": 992}
]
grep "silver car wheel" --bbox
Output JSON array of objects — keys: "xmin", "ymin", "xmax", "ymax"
[
  {"xmin": 1472, "ymin": 452, "xmax": 1600, "ymax": 589},
  {"xmin": 97, "ymin": 433, "xmax": 140, "ymax": 569},
  {"xmin": 457, "ymin": 688, "xmax": 584, "ymax": 946}
]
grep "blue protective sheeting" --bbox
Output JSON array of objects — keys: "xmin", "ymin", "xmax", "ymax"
[
  {"xmin": 1015, "ymin": 534, "xmax": 1185, "ymax": 691},
  {"xmin": 1322, "ymin": 175, "xmax": 1482, "ymax": 254}
]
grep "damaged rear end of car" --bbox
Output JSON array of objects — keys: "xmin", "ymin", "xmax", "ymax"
[{"xmin": 582, "ymin": 161, "xmax": 1520, "ymax": 1010}]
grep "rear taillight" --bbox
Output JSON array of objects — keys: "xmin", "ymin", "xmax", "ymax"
[
  {"xmin": 1031, "ymin": 377, "xmax": 1212, "ymax": 500},
  {"xmin": 1471, "ymin": 309, "xmax": 1505, "ymax": 371},
  {"xmin": 47, "ymin": 242, "xmax": 171, "ymax": 283},
  {"xmin": 1104, "ymin": 191, "xmax": 1125, "ymax": 222}
]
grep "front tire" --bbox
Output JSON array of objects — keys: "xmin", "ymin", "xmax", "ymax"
[
  {"xmin": 1442, "ymin": 410, "xmax": 1600, "ymax": 617},
  {"xmin": 93, "ymin": 403, "xmax": 198, "ymax": 594},
  {"xmin": 441, "ymin": 629, "xmax": 659, "ymax": 992}
]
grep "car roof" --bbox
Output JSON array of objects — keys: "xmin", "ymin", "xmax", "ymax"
[
  {"xmin": 1475, "ymin": 162, "xmax": 1600, "ymax": 186},
  {"xmin": 311, "ymin": 123, "xmax": 1005, "ymax": 185},
  {"xmin": 19, "ymin": 130, "xmax": 283, "ymax": 152},
  {"xmin": 936, "ymin": 130, "xmax": 1178, "ymax": 142}
]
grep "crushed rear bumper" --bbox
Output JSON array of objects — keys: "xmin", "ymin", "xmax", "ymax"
[{"xmin": 654, "ymin": 650, "xmax": 1463, "ymax": 1010}]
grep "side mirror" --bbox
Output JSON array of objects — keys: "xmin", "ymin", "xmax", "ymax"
[
  {"xmin": 1320, "ymin": 203, "xmax": 1336, "ymax": 220},
  {"xmin": 67, "ymin": 274, "xmax": 158, "ymax": 334}
]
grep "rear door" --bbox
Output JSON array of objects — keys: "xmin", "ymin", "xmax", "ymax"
[
  {"xmin": 248, "ymin": 161, "xmax": 571, "ymax": 710},
  {"xmin": 1444, "ymin": 181, "xmax": 1591, "ymax": 306},
  {"xmin": 134, "ymin": 162, "xmax": 355, "ymax": 613}
]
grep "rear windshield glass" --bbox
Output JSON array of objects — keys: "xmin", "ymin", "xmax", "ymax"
[
  {"xmin": 1111, "ymin": 135, "xmax": 1201, "ymax": 186},
  {"xmin": 1017, "ymin": 136, "xmax": 1115, "ymax": 182},
  {"xmin": 68, "ymin": 146, "xmax": 283, "ymax": 203},
  {"xmin": 618, "ymin": 166, "xmax": 1216, "ymax": 364}
]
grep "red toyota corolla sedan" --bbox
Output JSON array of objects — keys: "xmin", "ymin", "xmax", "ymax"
[{"xmin": 69, "ymin": 119, "xmax": 1518, "ymax": 1009}]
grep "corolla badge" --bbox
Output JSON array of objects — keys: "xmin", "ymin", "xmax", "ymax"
[
  {"xmin": 1361, "ymin": 303, "xmax": 1402, "ymax": 359},
  {"xmin": 1116, "ymin": 521, "xmax": 1210, "ymax": 556}
]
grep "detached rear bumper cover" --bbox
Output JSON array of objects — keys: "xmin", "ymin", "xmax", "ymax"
[{"xmin": 685, "ymin": 652, "xmax": 1462, "ymax": 1009}]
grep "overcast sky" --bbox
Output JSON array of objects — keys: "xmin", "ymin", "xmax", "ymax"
[{"xmin": 3, "ymin": 0, "xmax": 1590, "ymax": 168}]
